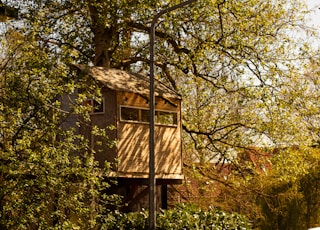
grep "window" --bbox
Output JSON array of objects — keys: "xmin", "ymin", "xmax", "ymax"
[
  {"xmin": 84, "ymin": 99, "xmax": 104, "ymax": 114},
  {"xmin": 141, "ymin": 109, "xmax": 150, "ymax": 122},
  {"xmin": 120, "ymin": 106, "xmax": 177, "ymax": 126},
  {"xmin": 120, "ymin": 106, "xmax": 149, "ymax": 123},
  {"xmin": 156, "ymin": 111, "xmax": 178, "ymax": 125},
  {"xmin": 121, "ymin": 106, "xmax": 140, "ymax": 121}
]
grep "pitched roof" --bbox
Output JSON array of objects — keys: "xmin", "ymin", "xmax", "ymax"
[{"xmin": 74, "ymin": 65, "xmax": 181, "ymax": 99}]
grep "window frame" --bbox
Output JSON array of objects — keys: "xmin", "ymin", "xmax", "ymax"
[
  {"xmin": 84, "ymin": 98, "xmax": 105, "ymax": 114},
  {"xmin": 155, "ymin": 109, "xmax": 178, "ymax": 126},
  {"xmin": 120, "ymin": 105, "xmax": 178, "ymax": 127}
]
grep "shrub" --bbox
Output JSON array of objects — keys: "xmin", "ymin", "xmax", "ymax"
[{"xmin": 100, "ymin": 204, "xmax": 251, "ymax": 229}]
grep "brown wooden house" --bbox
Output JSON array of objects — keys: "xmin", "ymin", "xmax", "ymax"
[{"xmin": 72, "ymin": 65, "xmax": 183, "ymax": 211}]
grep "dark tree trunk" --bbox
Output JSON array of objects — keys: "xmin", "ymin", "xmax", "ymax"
[
  {"xmin": 88, "ymin": 2, "xmax": 115, "ymax": 68},
  {"xmin": 92, "ymin": 26, "xmax": 114, "ymax": 67}
]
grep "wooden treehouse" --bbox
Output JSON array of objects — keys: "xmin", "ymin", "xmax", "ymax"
[{"xmin": 73, "ymin": 65, "xmax": 183, "ymax": 211}]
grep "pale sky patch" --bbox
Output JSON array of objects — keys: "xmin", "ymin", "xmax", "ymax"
[{"xmin": 306, "ymin": 0, "xmax": 320, "ymax": 27}]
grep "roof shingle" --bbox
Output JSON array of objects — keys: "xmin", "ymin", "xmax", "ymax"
[{"xmin": 74, "ymin": 65, "xmax": 181, "ymax": 99}]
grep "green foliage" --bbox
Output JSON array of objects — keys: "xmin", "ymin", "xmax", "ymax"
[
  {"xmin": 259, "ymin": 147, "xmax": 320, "ymax": 230},
  {"xmin": 299, "ymin": 163, "xmax": 320, "ymax": 228},
  {"xmin": 101, "ymin": 204, "xmax": 251, "ymax": 230},
  {"xmin": 1, "ymin": 0, "xmax": 320, "ymax": 228},
  {"xmin": 218, "ymin": 147, "xmax": 320, "ymax": 230},
  {"xmin": 157, "ymin": 204, "xmax": 251, "ymax": 230},
  {"xmin": 100, "ymin": 210, "xmax": 149, "ymax": 230},
  {"xmin": 0, "ymin": 29, "xmax": 121, "ymax": 229},
  {"xmin": 2, "ymin": 0, "xmax": 319, "ymax": 171}
]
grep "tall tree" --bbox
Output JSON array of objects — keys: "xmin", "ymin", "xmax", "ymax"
[
  {"xmin": 0, "ymin": 0, "xmax": 319, "ymax": 226},
  {"xmin": 7, "ymin": 0, "xmax": 315, "ymax": 147}
]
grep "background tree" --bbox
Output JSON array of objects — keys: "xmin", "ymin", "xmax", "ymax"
[{"xmin": 214, "ymin": 146, "xmax": 320, "ymax": 229}]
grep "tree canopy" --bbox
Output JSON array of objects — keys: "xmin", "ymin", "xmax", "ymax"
[
  {"xmin": 1, "ymin": 0, "xmax": 320, "ymax": 228},
  {"xmin": 3, "ymin": 0, "xmax": 317, "ymax": 150}
]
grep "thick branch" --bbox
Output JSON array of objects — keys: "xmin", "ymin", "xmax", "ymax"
[{"xmin": 128, "ymin": 21, "xmax": 192, "ymax": 55}]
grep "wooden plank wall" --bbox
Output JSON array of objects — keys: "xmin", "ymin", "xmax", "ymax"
[{"xmin": 116, "ymin": 92, "xmax": 182, "ymax": 179}]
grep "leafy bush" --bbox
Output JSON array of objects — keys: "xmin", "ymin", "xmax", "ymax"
[
  {"xmin": 217, "ymin": 147, "xmax": 320, "ymax": 230},
  {"xmin": 100, "ymin": 204, "xmax": 251, "ymax": 229}
]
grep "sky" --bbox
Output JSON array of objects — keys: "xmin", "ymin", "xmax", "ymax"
[{"xmin": 307, "ymin": 0, "xmax": 320, "ymax": 27}]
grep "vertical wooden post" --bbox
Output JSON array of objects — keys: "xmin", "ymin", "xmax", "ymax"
[{"xmin": 161, "ymin": 185, "xmax": 168, "ymax": 210}]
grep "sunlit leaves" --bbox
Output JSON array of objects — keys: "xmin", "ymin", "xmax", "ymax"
[
  {"xmin": 0, "ymin": 24, "xmax": 119, "ymax": 229},
  {"xmin": 0, "ymin": 0, "xmax": 319, "ymax": 227}
]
